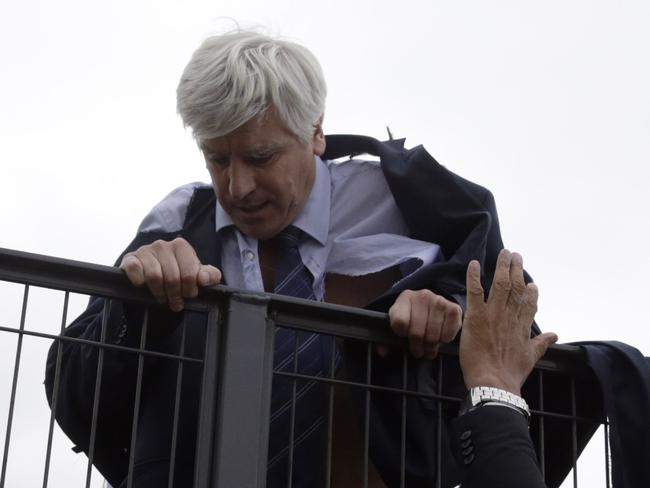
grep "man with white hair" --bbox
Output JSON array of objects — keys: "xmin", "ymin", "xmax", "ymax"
[{"xmin": 46, "ymin": 31, "xmax": 551, "ymax": 487}]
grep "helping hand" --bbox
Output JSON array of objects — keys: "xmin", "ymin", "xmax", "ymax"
[{"xmin": 460, "ymin": 249, "xmax": 558, "ymax": 395}]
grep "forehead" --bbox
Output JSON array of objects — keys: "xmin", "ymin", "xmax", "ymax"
[{"xmin": 200, "ymin": 111, "xmax": 294, "ymax": 155}]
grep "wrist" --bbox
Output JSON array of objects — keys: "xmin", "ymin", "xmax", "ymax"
[
  {"xmin": 464, "ymin": 374, "xmax": 521, "ymax": 397},
  {"xmin": 459, "ymin": 386, "xmax": 530, "ymax": 422}
]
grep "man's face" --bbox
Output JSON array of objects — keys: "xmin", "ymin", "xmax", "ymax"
[{"xmin": 200, "ymin": 110, "xmax": 325, "ymax": 240}]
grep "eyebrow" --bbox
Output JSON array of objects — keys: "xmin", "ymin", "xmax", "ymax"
[
  {"xmin": 201, "ymin": 149, "xmax": 224, "ymax": 160},
  {"xmin": 199, "ymin": 144, "xmax": 215, "ymax": 155},
  {"xmin": 200, "ymin": 142, "xmax": 283, "ymax": 159},
  {"xmin": 245, "ymin": 143, "xmax": 281, "ymax": 156}
]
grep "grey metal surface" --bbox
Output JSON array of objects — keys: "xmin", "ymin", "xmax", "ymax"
[
  {"xmin": 194, "ymin": 307, "xmax": 222, "ymax": 488},
  {"xmin": 0, "ymin": 246, "xmax": 592, "ymax": 374},
  {"xmin": 211, "ymin": 293, "xmax": 275, "ymax": 488},
  {"xmin": 0, "ymin": 285, "xmax": 28, "ymax": 488}
]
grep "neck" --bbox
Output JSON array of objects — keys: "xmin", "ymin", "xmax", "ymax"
[{"xmin": 259, "ymin": 239, "xmax": 280, "ymax": 292}]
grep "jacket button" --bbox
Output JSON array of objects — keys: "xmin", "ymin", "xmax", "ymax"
[
  {"xmin": 462, "ymin": 445, "xmax": 474, "ymax": 456},
  {"xmin": 461, "ymin": 438, "xmax": 472, "ymax": 449},
  {"xmin": 115, "ymin": 320, "xmax": 128, "ymax": 344},
  {"xmin": 460, "ymin": 430, "xmax": 472, "ymax": 441},
  {"xmin": 464, "ymin": 453, "xmax": 475, "ymax": 465}
]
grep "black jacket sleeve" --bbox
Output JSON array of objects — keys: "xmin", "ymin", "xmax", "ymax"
[
  {"xmin": 450, "ymin": 406, "xmax": 546, "ymax": 488},
  {"xmin": 43, "ymin": 230, "xmax": 184, "ymax": 486}
]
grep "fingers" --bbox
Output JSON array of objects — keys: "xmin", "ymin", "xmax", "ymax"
[
  {"xmin": 440, "ymin": 304, "xmax": 462, "ymax": 343},
  {"xmin": 508, "ymin": 252, "xmax": 526, "ymax": 305},
  {"xmin": 488, "ymin": 249, "xmax": 513, "ymax": 308},
  {"xmin": 530, "ymin": 332, "xmax": 559, "ymax": 362},
  {"xmin": 517, "ymin": 282, "xmax": 539, "ymax": 338},
  {"xmin": 408, "ymin": 293, "xmax": 429, "ymax": 359},
  {"xmin": 465, "ymin": 260, "xmax": 484, "ymax": 312},
  {"xmin": 120, "ymin": 254, "xmax": 145, "ymax": 286},
  {"xmin": 119, "ymin": 237, "xmax": 221, "ymax": 311},
  {"xmin": 459, "ymin": 250, "xmax": 554, "ymax": 391},
  {"xmin": 389, "ymin": 290, "xmax": 461, "ymax": 360},
  {"xmin": 422, "ymin": 306, "xmax": 441, "ymax": 359},
  {"xmin": 135, "ymin": 247, "xmax": 168, "ymax": 304},
  {"xmin": 156, "ymin": 242, "xmax": 183, "ymax": 311},
  {"xmin": 388, "ymin": 292, "xmax": 412, "ymax": 337},
  {"xmin": 489, "ymin": 250, "xmax": 529, "ymax": 318},
  {"xmin": 389, "ymin": 290, "xmax": 430, "ymax": 359},
  {"xmin": 198, "ymin": 265, "xmax": 222, "ymax": 286},
  {"xmin": 176, "ymin": 243, "xmax": 200, "ymax": 300}
]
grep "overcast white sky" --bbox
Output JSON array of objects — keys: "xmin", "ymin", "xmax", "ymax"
[{"xmin": 1, "ymin": 1, "xmax": 649, "ymax": 486}]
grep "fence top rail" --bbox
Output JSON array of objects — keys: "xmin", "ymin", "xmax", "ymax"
[{"xmin": 0, "ymin": 246, "xmax": 586, "ymax": 374}]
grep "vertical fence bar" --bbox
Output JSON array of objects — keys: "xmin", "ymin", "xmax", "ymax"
[
  {"xmin": 126, "ymin": 307, "xmax": 150, "ymax": 488},
  {"xmin": 363, "ymin": 342, "xmax": 372, "ymax": 488},
  {"xmin": 212, "ymin": 293, "xmax": 274, "ymax": 488},
  {"xmin": 400, "ymin": 350, "xmax": 407, "ymax": 488},
  {"xmin": 42, "ymin": 291, "xmax": 70, "ymax": 488},
  {"xmin": 324, "ymin": 338, "xmax": 337, "ymax": 488},
  {"xmin": 0, "ymin": 285, "xmax": 29, "ymax": 487},
  {"xmin": 85, "ymin": 299, "xmax": 112, "ymax": 488},
  {"xmin": 286, "ymin": 332, "xmax": 299, "ymax": 487},
  {"xmin": 571, "ymin": 376, "xmax": 578, "ymax": 487},
  {"xmin": 537, "ymin": 369, "xmax": 546, "ymax": 480},
  {"xmin": 168, "ymin": 319, "xmax": 188, "ymax": 488},
  {"xmin": 435, "ymin": 355, "xmax": 443, "ymax": 488},
  {"xmin": 604, "ymin": 422, "xmax": 611, "ymax": 488},
  {"xmin": 194, "ymin": 306, "xmax": 222, "ymax": 488}
]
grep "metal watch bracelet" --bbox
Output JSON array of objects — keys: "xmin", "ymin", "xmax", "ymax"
[{"xmin": 459, "ymin": 386, "xmax": 530, "ymax": 421}]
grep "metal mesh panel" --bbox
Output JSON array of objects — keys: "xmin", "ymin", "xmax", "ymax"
[
  {"xmin": 0, "ymin": 248, "xmax": 610, "ymax": 487},
  {"xmin": 0, "ymin": 294, "xmax": 210, "ymax": 486},
  {"xmin": 269, "ymin": 324, "xmax": 609, "ymax": 488}
]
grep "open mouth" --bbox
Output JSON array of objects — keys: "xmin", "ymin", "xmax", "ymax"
[{"xmin": 237, "ymin": 201, "xmax": 268, "ymax": 215}]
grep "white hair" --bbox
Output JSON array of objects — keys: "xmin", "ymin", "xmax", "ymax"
[{"xmin": 177, "ymin": 30, "xmax": 326, "ymax": 143}]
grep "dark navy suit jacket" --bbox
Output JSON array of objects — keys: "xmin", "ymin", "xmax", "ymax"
[
  {"xmin": 447, "ymin": 343, "xmax": 650, "ymax": 488},
  {"xmin": 45, "ymin": 135, "xmax": 645, "ymax": 487},
  {"xmin": 450, "ymin": 406, "xmax": 546, "ymax": 487}
]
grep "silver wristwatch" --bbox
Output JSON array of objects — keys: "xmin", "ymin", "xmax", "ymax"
[{"xmin": 459, "ymin": 386, "xmax": 530, "ymax": 422}]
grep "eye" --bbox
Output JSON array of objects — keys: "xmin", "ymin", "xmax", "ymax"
[
  {"xmin": 247, "ymin": 153, "xmax": 275, "ymax": 166},
  {"xmin": 206, "ymin": 155, "xmax": 229, "ymax": 167}
]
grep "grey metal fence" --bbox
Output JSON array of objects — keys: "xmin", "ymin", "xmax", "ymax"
[{"xmin": 0, "ymin": 247, "xmax": 609, "ymax": 487}]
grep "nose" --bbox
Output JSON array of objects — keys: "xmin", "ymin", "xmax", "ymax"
[{"xmin": 228, "ymin": 161, "xmax": 256, "ymax": 201}]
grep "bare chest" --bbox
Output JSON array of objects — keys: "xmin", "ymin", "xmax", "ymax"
[{"xmin": 259, "ymin": 242, "xmax": 401, "ymax": 306}]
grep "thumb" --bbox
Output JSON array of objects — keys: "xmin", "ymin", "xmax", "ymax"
[
  {"xmin": 198, "ymin": 265, "xmax": 222, "ymax": 286},
  {"xmin": 531, "ymin": 332, "xmax": 558, "ymax": 362}
]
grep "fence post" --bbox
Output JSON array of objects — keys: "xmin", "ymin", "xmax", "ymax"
[{"xmin": 194, "ymin": 292, "xmax": 274, "ymax": 488}]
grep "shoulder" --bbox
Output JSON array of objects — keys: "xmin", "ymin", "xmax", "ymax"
[
  {"xmin": 328, "ymin": 157, "xmax": 383, "ymax": 180},
  {"xmin": 327, "ymin": 158, "xmax": 392, "ymax": 211},
  {"xmin": 137, "ymin": 182, "xmax": 212, "ymax": 233},
  {"xmin": 326, "ymin": 158, "xmax": 407, "ymax": 235}
]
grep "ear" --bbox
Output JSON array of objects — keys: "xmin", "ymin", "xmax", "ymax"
[{"xmin": 311, "ymin": 117, "xmax": 326, "ymax": 156}]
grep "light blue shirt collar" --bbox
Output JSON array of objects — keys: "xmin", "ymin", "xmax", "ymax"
[
  {"xmin": 135, "ymin": 155, "xmax": 441, "ymax": 300},
  {"xmin": 214, "ymin": 156, "xmax": 330, "ymax": 245}
]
